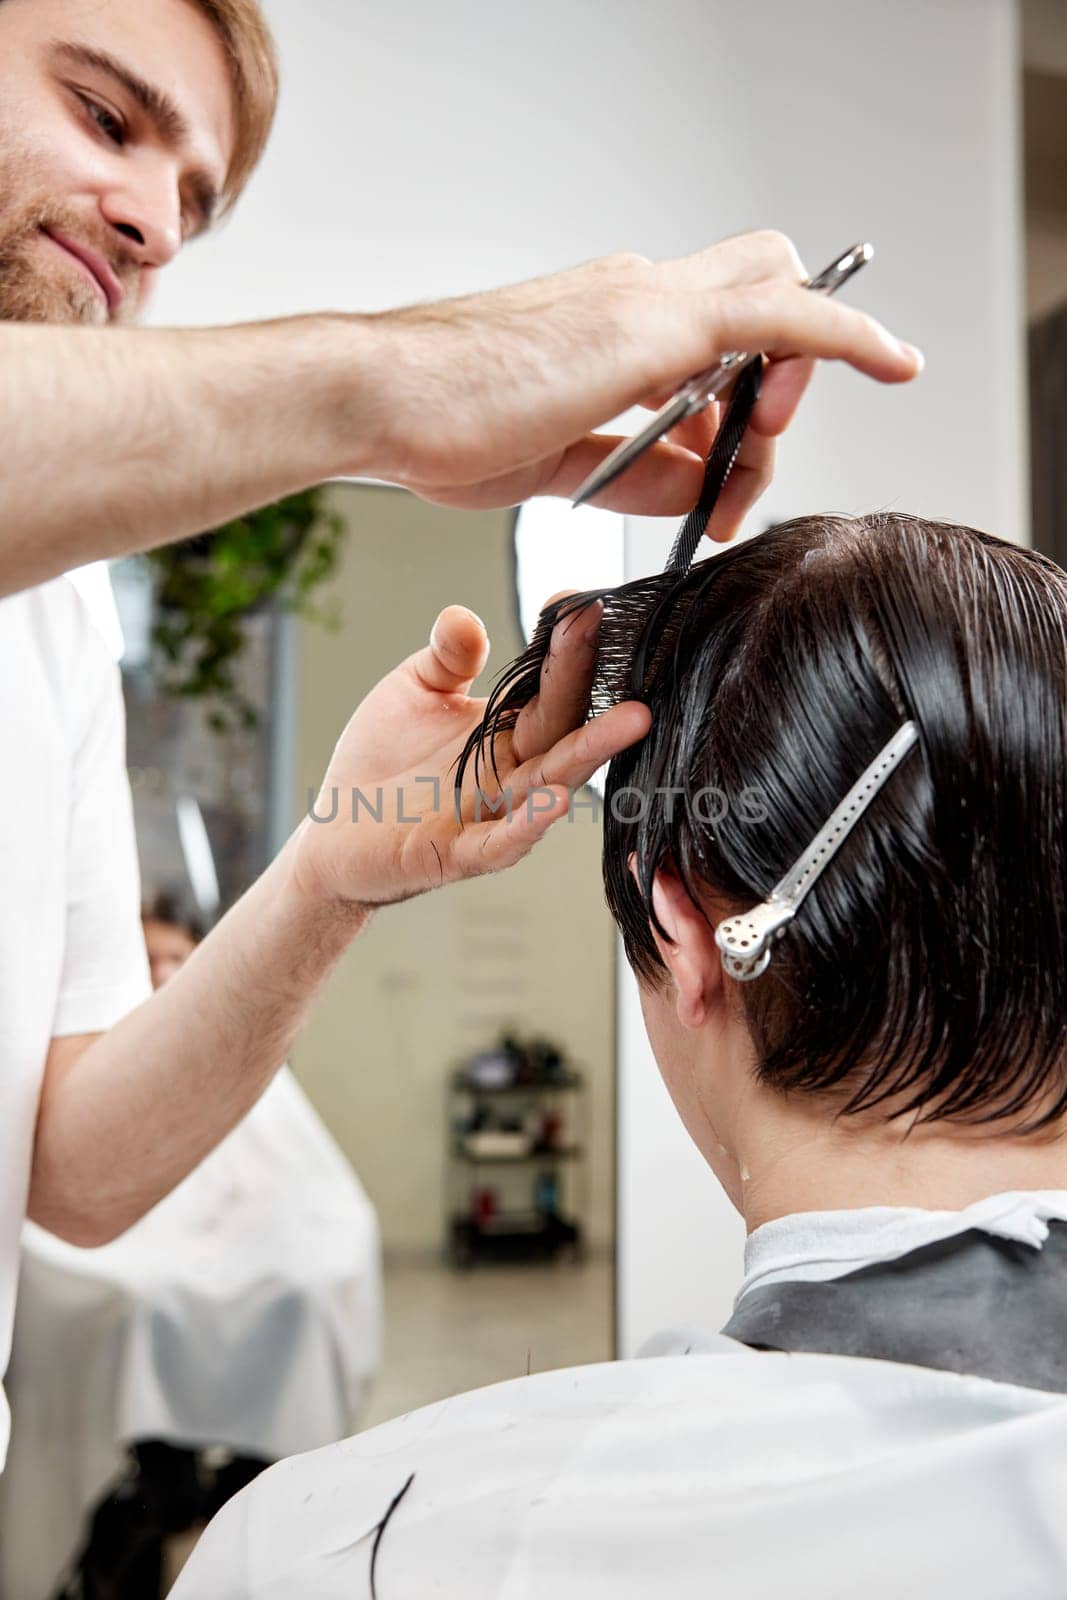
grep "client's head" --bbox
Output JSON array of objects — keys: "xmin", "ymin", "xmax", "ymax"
[
  {"xmin": 142, "ymin": 890, "xmax": 204, "ymax": 989},
  {"xmin": 466, "ymin": 512, "xmax": 1067, "ymax": 1223}
]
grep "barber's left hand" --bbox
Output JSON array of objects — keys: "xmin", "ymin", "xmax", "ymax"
[{"xmin": 291, "ymin": 599, "xmax": 650, "ymax": 908}]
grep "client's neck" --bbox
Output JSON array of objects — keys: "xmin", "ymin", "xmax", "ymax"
[{"xmin": 733, "ymin": 1092, "xmax": 1067, "ymax": 1234}]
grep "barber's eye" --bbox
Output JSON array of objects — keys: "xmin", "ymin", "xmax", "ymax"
[{"xmin": 79, "ymin": 94, "xmax": 126, "ymax": 146}]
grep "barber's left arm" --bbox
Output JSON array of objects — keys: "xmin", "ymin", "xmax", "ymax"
[{"xmin": 28, "ymin": 600, "xmax": 646, "ymax": 1247}]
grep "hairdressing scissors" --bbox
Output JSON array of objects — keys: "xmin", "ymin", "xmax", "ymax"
[{"xmin": 571, "ymin": 241, "xmax": 874, "ymax": 509}]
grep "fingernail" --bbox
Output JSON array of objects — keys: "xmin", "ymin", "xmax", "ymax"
[{"xmin": 900, "ymin": 341, "xmax": 924, "ymax": 372}]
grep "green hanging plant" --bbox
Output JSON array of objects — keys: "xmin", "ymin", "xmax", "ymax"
[{"xmin": 145, "ymin": 487, "xmax": 346, "ymax": 734}]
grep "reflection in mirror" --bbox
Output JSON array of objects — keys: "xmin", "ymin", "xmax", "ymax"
[
  {"xmin": 0, "ymin": 558, "xmax": 382, "ymax": 1596},
  {"xmin": 0, "ymin": 486, "xmax": 620, "ymax": 1592},
  {"xmin": 513, "ymin": 497, "xmax": 625, "ymax": 644},
  {"xmin": 513, "ymin": 498, "xmax": 625, "ymax": 798},
  {"xmin": 290, "ymin": 484, "xmax": 618, "ymax": 1428}
]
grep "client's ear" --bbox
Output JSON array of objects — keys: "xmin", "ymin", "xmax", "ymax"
[{"xmin": 632, "ymin": 862, "xmax": 724, "ymax": 1030}]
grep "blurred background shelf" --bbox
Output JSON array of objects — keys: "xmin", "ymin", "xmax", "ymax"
[
  {"xmin": 446, "ymin": 1038, "xmax": 590, "ymax": 1268},
  {"xmin": 448, "ymin": 1211, "xmax": 583, "ymax": 1269},
  {"xmin": 452, "ymin": 1146, "xmax": 583, "ymax": 1165}
]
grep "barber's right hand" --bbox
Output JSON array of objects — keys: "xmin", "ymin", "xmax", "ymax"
[{"xmin": 351, "ymin": 230, "xmax": 922, "ymax": 524}]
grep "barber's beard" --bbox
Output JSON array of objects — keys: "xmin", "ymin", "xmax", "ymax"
[
  {"xmin": 0, "ymin": 221, "xmax": 96, "ymax": 324},
  {"xmin": 0, "ymin": 148, "xmax": 132, "ymax": 325}
]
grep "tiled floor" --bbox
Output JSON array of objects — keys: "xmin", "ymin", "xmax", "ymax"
[{"xmin": 362, "ymin": 1251, "xmax": 615, "ymax": 1430}]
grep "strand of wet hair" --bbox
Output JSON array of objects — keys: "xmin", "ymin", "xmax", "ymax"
[
  {"xmin": 453, "ymin": 578, "xmax": 654, "ymax": 795},
  {"xmin": 453, "ymin": 366, "xmax": 762, "ymax": 797},
  {"xmin": 452, "ymin": 556, "xmax": 740, "ymax": 799},
  {"xmin": 369, "ymin": 1472, "xmax": 416, "ymax": 1600}
]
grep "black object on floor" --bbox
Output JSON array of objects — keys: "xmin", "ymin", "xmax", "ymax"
[{"xmin": 52, "ymin": 1440, "xmax": 271, "ymax": 1600}]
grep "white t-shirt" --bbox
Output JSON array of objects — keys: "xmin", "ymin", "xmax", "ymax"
[{"xmin": 0, "ymin": 578, "xmax": 151, "ymax": 1469}]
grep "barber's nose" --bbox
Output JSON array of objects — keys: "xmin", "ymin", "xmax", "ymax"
[{"xmin": 100, "ymin": 175, "xmax": 183, "ymax": 269}]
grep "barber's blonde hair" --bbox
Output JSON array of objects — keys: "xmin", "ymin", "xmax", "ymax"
[{"xmin": 187, "ymin": 0, "xmax": 279, "ymax": 214}]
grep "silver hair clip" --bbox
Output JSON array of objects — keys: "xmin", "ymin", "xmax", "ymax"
[{"xmin": 715, "ymin": 721, "xmax": 919, "ymax": 982}]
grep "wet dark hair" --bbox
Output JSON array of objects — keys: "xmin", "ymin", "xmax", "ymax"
[{"xmin": 460, "ymin": 513, "xmax": 1067, "ymax": 1129}]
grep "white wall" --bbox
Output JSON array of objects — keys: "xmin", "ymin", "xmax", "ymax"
[
  {"xmin": 154, "ymin": 0, "xmax": 826, "ymax": 324},
  {"xmin": 618, "ymin": 2, "xmax": 1027, "ymax": 1354},
  {"xmin": 148, "ymin": 1, "xmax": 1027, "ymax": 1352}
]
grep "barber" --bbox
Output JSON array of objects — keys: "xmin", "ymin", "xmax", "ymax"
[
  {"xmin": 0, "ymin": 0, "xmax": 923, "ymax": 1480},
  {"xmin": 0, "ymin": 1, "xmax": 923, "ymax": 594}
]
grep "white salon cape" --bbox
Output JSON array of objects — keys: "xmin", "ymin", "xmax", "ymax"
[
  {"xmin": 175, "ymin": 1194, "xmax": 1067, "ymax": 1598},
  {"xmin": 174, "ymin": 1349, "xmax": 1067, "ymax": 1599}
]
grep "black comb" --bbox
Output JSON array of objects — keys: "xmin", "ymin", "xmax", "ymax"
[
  {"xmin": 453, "ymin": 353, "xmax": 763, "ymax": 788},
  {"xmin": 665, "ymin": 355, "xmax": 763, "ymax": 574}
]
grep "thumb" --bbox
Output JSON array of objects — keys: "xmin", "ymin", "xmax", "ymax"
[{"xmin": 411, "ymin": 605, "xmax": 490, "ymax": 693}]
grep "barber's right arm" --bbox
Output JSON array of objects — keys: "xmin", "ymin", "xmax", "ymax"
[{"xmin": 0, "ymin": 230, "xmax": 921, "ymax": 598}]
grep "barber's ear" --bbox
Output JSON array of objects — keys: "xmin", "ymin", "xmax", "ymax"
[{"xmin": 629, "ymin": 858, "xmax": 723, "ymax": 1030}]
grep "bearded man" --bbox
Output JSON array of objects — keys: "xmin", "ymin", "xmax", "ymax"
[{"xmin": 0, "ymin": 0, "xmax": 922, "ymax": 1488}]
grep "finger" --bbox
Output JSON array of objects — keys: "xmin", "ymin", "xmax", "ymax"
[
  {"xmin": 637, "ymin": 409, "xmax": 771, "ymax": 546},
  {"xmin": 511, "ymin": 598, "xmax": 603, "ymax": 764},
  {"xmin": 419, "ymin": 435, "xmax": 710, "ymax": 515},
  {"xmin": 748, "ymin": 356, "xmax": 815, "ymax": 436},
  {"xmin": 703, "ymin": 438, "xmax": 776, "ymax": 543},
  {"xmin": 637, "ymin": 355, "xmax": 808, "ymax": 480},
  {"xmin": 510, "ymin": 700, "xmax": 652, "ymax": 801},
  {"xmin": 750, "ymin": 356, "xmax": 815, "ymax": 435},
  {"xmin": 657, "ymin": 356, "xmax": 814, "ymax": 465},
  {"xmin": 449, "ymin": 785, "xmax": 572, "ymax": 880},
  {"xmin": 531, "ymin": 435, "xmax": 708, "ymax": 515},
  {"xmin": 660, "ymin": 398, "xmax": 723, "ymax": 460},
  {"xmin": 707, "ymin": 280, "xmax": 923, "ymax": 382},
  {"xmin": 410, "ymin": 605, "xmax": 489, "ymax": 694}
]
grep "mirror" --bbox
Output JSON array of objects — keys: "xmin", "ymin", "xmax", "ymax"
[{"xmin": 287, "ymin": 485, "xmax": 618, "ymax": 1426}]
